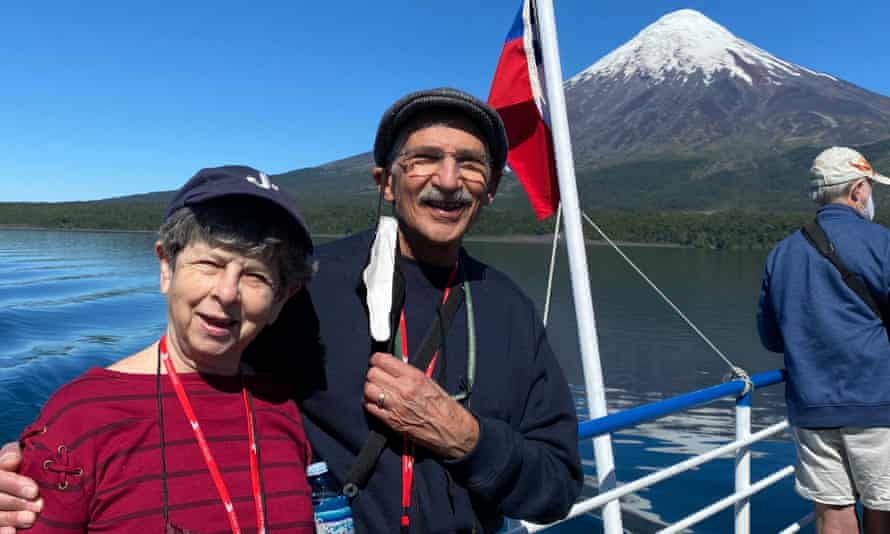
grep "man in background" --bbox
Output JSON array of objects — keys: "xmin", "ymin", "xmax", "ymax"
[{"xmin": 757, "ymin": 147, "xmax": 890, "ymax": 534}]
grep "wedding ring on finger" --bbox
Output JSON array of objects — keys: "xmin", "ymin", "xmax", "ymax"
[{"xmin": 377, "ymin": 390, "xmax": 386, "ymax": 410}]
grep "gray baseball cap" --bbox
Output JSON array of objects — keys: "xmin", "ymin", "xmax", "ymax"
[
  {"xmin": 373, "ymin": 87, "xmax": 508, "ymax": 177},
  {"xmin": 810, "ymin": 147, "xmax": 890, "ymax": 190}
]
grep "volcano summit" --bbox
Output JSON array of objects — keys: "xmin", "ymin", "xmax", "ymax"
[{"xmin": 564, "ymin": 9, "xmax": 890, "ymax": 165}]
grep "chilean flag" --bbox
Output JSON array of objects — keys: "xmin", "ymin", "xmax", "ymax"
[{"xmin": 488, "ymin": 0, "xmax": 559, "ymax": 220}]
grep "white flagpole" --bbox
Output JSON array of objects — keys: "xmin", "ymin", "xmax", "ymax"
[{"xmin": 533, "ymin": 1, "xmax": 623, "ymax": 532}]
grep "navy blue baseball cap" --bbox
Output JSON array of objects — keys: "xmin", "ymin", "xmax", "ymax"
[{"xmin": 165, "ymin": 165, "xmax": 313, "ymax": 254}]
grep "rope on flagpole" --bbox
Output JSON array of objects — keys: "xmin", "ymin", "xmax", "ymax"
[{"xmin": 542, "ymin": 203, "xmax": 562, "ymax": 326}]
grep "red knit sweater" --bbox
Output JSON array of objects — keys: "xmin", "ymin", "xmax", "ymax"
[{"xmin": 20, "ymin": 367, "xmax": 314, "ymax": 533}]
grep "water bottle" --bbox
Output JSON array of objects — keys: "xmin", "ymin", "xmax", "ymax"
[{"xmin": 307, "ymin": 461, "xmax": 355, "ymax": 534}]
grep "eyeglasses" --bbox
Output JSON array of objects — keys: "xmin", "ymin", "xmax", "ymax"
[{"xmin": 397, "ymin": 148, "xmax": 490, "ymax": 189}]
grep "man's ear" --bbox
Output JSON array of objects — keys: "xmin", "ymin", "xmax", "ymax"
[
  {"xmin": 373, "ymin": 167, "xmax": 396, "ymax": 202},
  {"xmin": 156, "ymin": 242, "xmax": 173, "ymax": 295},
  {"xmin": 850, "ymin": 179, "xmax": 869, "ymax": 204}
]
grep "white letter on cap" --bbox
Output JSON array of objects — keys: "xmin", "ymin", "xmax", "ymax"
[{"xmin": 246, "ymin": 172, "xmax": 279, "ymax": 191}]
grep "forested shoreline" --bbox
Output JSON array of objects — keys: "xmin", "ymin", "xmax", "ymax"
[{"xmin": 0, "ymin": 201, "xmax": 849, "ymax": 249}]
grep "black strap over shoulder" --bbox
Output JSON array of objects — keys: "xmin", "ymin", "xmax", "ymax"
[
  {"xmin": 411, "ymin": 281, "xmax": 465, "ymax": 372},
  {"xmin": 342, "ymin": 278, "xmax": 466, "ymax": 499},
  {"xmin": 800, "ymin": 219, "xmax": 887, "ymax": 324}
]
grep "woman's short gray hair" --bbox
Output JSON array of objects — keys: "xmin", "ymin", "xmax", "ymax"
[{"xmin": 158, "ymin": 197, "xmax": 313, "ymax": 292}]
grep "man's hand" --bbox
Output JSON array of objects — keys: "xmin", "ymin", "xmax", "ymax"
[
  {"xmin": 364, "ymin": 353, "xmax": 479, "ymax": 459},
  {"xmin": 0, "ymin": 442, "xmax": 43, "ymax": 532}
]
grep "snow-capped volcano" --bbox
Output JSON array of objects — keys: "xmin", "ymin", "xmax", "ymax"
[
  {"xmin": 278, "ymin": 10, "xmax": 890, "ymax": 214},
  {"xmin": 569, "ymin": 9, "xmax": 834, "ymax": 88},
  {"xmin": 564, "ymin": 9, "xmax": 890, "ymax": 165}
]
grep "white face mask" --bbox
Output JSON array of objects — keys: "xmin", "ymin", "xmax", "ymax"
[{"xmin": 864, "ymin": 194, "xmax": 875, "ymax": 221}]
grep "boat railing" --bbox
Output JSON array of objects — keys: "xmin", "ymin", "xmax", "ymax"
[{"xmin": 510, "ymin": 369, "xmax": 815, "ymax": 534}]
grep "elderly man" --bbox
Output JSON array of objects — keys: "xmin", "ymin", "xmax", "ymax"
[
  {"xmin": 0, "ymin": 88, "xmax": 582, "ymax": 533},
  {"xmin": 757, "ymin": 147, "xmax": 890, "ymax": 534}
]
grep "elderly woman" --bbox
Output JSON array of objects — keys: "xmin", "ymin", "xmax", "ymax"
[{"xmin": 15, "ymin": 166, "xmax": 316, "ymax": 533}]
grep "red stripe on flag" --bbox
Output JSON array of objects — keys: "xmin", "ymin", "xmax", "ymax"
[{"xmin": 488, "ymin": 16, "xmax": 559, "ymax": 220}]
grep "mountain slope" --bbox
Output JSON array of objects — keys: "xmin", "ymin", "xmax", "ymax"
[
  {"xmin": 565, "ymin": 9, "xmax": 890, "ymax": 165},
  {"xmin": 6, "ymin": 9, "xmax": 890, "ymax": 228},
  {"xmin": 39, "ymin": 9, "xmax": 890, "ymax": 216}
]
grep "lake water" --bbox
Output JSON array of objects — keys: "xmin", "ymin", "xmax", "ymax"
[{"xmin": 0, "ymin": 228, "xmax": 813, "ymax": 532}]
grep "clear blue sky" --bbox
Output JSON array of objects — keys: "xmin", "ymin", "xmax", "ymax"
[{"xmin": 2, "ymin": 0, "xmax": 888, "ymax": 202}]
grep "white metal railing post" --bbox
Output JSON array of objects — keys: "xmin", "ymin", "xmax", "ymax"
[
  {"xmin": 520, "ymin": 374, "xmax": 798, "ymax": 533},
  {"xmin": 734, "ymin": 392, "xmax": 752, "ymax": 534},
  {"xmin": 523, "ymin": 421, "xmax": 790, "ymax": 533},
  {"xmin": 658, "ymin": 466, "xmax": 795, "ymax": 534}
]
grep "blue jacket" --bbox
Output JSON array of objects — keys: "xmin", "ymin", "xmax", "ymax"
[
  {"xmin": 757, "ymin": 203, "xmax": 890, "ymax": 428},
  {"xmin": 249, "ymin": 229, "xmax": 581, "ymax": 533}
]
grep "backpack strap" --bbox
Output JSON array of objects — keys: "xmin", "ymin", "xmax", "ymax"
[
  {"xmin": 342, "ymin": 281, "xmax": 466, "ymax": 499},
  {"xmin": 800, "ymin": 220, "xmax": 885, "ymax": 321}
]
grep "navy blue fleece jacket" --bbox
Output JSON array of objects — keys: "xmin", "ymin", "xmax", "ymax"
[
  {"xmin": 250, "ymin": 229, "xmax": 581, "ymax": 533},
  {"xmin": 757, "ymin": 204, "xmax": 890, "ymax": 428}
]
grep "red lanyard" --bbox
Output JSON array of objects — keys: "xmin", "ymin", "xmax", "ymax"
[
  {"xmin": 159, "ymin": 336, "xmax": 265, "ymax": 534},
  {"xmin": 398, "ymin": 263, "xmax": 458, "ymax": 531}
]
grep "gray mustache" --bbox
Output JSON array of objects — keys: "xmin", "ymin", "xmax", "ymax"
[{"xmin": 417, "ymin": 187, "xmax": 474, "ymax": 205}]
